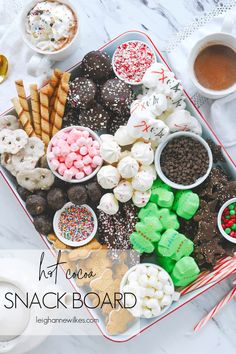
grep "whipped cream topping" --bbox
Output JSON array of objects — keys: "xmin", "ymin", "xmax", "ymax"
[{"xmin": 25, "ymin": 1, "xmax": 77, "ymax": 52}]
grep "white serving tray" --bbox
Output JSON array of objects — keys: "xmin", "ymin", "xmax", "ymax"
[{"xmin": 0, "ymin": 30, "xmax": 236, "ymax": 342}]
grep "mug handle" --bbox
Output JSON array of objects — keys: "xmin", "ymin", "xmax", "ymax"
[
  {"xmin": 221, "ymin": 11, "xmax": 236, "ymax": 33},
  {"xmin": 27, "ymin": 53, "xmax": 55, "ymax": 77}
]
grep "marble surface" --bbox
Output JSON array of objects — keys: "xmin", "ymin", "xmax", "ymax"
[{"xmin": 0, "ymin": 0, "xmax": 236, "ymax": 353}]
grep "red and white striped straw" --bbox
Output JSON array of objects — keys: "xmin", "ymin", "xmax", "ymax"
[
  {"xmin": 181, "ymin": 257, "xmax": 236, "ymax": 295},
  {"xmin": 194, "ymin": 286, "xmax": 236, "ymax": 332}
]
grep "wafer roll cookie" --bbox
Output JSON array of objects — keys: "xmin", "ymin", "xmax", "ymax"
[
  {"xmin": 49, "ymin": 68, "xmax": 63, "ymax": 118},
  {"xmin": 15, "ymin": 80, "xmax": 32, "ymax": 123},
  {"xmin": 30, "ymin": 84, "xmax": 41, "ymax": 138},
  {"xmin": 11, "ymin": 97, "xmax": 36, "ymax": 137},
  {"xmin": 52, "ymin": 72, "xmax": 71, "ymax": 136},
  {"xmin": 40, "ymin": 85, "xmax": 50, "ymax": 146}
]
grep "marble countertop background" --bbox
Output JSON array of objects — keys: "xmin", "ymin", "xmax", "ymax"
[{"xmin": 0, "ymin": 0, "xmax": 236, "ymax": 353}]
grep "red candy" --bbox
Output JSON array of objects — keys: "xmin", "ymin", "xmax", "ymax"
[
  {"xmin": 113, "ymin": 41, "xmax": 155, "ymax": 84},
  {"xmin": 221, "ymin": 203, "xmax": 236, "ymax": 238}
]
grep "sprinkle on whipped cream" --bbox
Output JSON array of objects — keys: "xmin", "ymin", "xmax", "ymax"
[{"xmin": 25, "ymin": 1, "xmax": 77, "ymax": 52}]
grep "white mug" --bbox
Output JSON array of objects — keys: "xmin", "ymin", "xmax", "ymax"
[
  {"xmin": 20, "ymin": 0, "xmax": 79, "ymax": 76},
  {"xmin": 188, "ymin": 11, "xmax": 236, "ymax": 99}
]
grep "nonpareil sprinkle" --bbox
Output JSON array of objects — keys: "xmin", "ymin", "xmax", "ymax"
[{"xmin": 58, "ymin": 205, "xmax": 94, "ymax": 242}]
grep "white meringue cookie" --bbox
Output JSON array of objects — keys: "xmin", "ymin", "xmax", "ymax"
[
  {"xmin": 114, "ymin": 125, "xmax": 137, "ymax": 146},
  {"xmin": 97, "ymin": 193, "xmax": 119, "ymax": 215},
  {"xmin": 113, "ymin": 180, "xmax": 133, "ymax": 203},
  {"xmin": 97, "ymin": 166, "xmax": 120, "ymax": 189},
  {"xmin": 100, "ymin": 134, "xmax": 115, "ymax": 142},
  {"xmin": 144, "ymin": 92, "xmax": 168, "ymax": 116},
  {"xmin": 165, "ymin": 109, "xmax": 202, "ymax": 135},
  {"xmin": 131, "ymin": 141, "xmax": 154, "ymax": 166},
  {"xmin": 117, "ymin": 156, "xmax": 139, "ymax": 179},
  {"xmin": 130, "ymin": 99, "xmax": 156, "ymax": 121},
  {"xmin": 142, "ymin": 62, "xmax": 173, "ymax": 88},
  {"xmin": 165, "ymin": 77, "xmax": 184, "ymax": 101},
  {"xmin": 140, "ymin": 165, "xmax": 157, "ymax": 181},
  {"xmin": 100, "ymin": 139, "xmax": 121, "ymax": 164},
  {"xmin": 132, "ymin": 170, "xmax": 153, "ymax": 192},
  {"xmin": 132, "ymin": 189, "xmax": 151, "ymax": 208}
]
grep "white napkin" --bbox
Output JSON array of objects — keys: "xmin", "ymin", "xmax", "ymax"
[{"xmin": 166, "ymin": 10, "xmax": 236, "ymax": 162}]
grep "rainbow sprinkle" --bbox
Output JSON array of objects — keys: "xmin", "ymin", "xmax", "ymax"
[{"xmin": 58, "ymin": 205, "xmax": 94, "ymax": 242}]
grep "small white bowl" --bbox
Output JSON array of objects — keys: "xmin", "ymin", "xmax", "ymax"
[
  {"xmin": 217, "ymin": 198, "xmax": 236, "ymax": 244},
  {"xmin": 53, "ymin": 202, "xmax": 98, "ymax": 247},
  {"xmin": 155, "ymin": 131, "xmax": 213, "ymax": 190},
  {"xmin": 112, "ymin": 40, "xmax": 156, "ymax": 85},
  {"xmin": 47, "ymin": 126, "xmax": 102, "ymax": 184},
  {"xmin": 120, "ymin": 263, "xmax": 179, "ymax": 319}
]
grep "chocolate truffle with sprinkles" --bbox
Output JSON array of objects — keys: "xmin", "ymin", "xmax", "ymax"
[
  {"xmin": 100, "ymin": 78, "xmax": 133, "ymax": 115},
  {"xmin": 79, "ymin": 103, "xmax": 110, "ymax": 132},
  {"xmin": 107, "ymin": 114, "xmax": 129, "ymax": 135},
  {"xmin": 68, "ymin": 77, "xmax": 97, "ymax": 109},
  {"xmin": 82, "ymin": 51, "xmax": 113, "ymax": 82},
  {"xmin": 62, "ymin": 108, "xmax": 79, "ymax": 128}
]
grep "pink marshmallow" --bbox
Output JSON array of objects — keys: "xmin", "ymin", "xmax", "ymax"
[
  {"xmin": 61, "ymin": 145, "xmax": 71, "ymax": 157},
  {"xmin": 77, "ymin": 137, "xmax": 87, "ymax": 146},
  {"xmin": 76, "ymin": 171, "xmax": 85, "ymax": 180},
  {"xmin": 58, "ymin": 163, "xmax": 67, "ymax": 176},
  {"xmin": 74, "ymin": 160, "xmax": 84, "ymax": 169},
  {"xmin": 51, "ymin": 137, "xmax": 59, "ymax": 146},
  {"xmin": 48, "ymin": 151, "xmax": 55, "ymax": 160},
  {"xmin": 88, "ymin": 147, "xmax": 97, "ymax": 157},
  {"xmin": 52, "ymin": 146, "xmax": 61, "ymax": 156},
  {"xmin": 58, "ymin": 156, "xmax": 65, "ymax": 163},
  {"xmin": 57, "ymin": 131, "xmax": 68, "ymax": 140},
  {"xmin": 68, "ymin": 152, "xmax": 77, "ymax": 161},
  {"xmin": 63, "ymin": 169, "xmax": 74, "ymax": 181},
  {"xmin": 75, "ymin": 154, "xmax": 82, "ymax": 161},
  {"xmin": 83, "ymin": 165, "xmax": 93, "ymax": 175},
  {"xmin": 93, "ymin": 155, "xmax": 103, "ymax": 166},
  {"xmin": 70, "ymin": 143, "xmax": 79, "ymax": 152},
  {"xmin": 65, "ymin": 157, "xmax": 74, "ymax": 169},
  {"xmin": 92, "ymin": 140, "xmax": 100, "ymax": 149},
  {"xmin": 57, "ymin": 138, "xmax": 67, "ymax": 148},
  {"xmin": 91, "ymin": 162, "xmax": 97, "ymax": 168},
  {"xmin": 80, "ymin": 146, "xmax": 88, "ymax": 156},
  {"xmin": 86, "ymin": 137, "xmax": 93, "ymax": 147},
  {"xmin": 82, "ymin": 130, "xmax": 90, "ymax": 138},
  {"xmin": 83, "ymin": 156, "xmax": 92, "ymax": 165},
  {"xmin": 50, "ymin": 159, "xmax": 60, "ymax": 170},
  {"xmin": 69, "ymin": 166, "xmax": 78, "ymax": 177}
]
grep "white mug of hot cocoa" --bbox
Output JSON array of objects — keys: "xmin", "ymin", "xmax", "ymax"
[
  {"xmin": 20, "ymin": 0, "xmax": 79, "ymax": 76},
  {"xmin": 188, "ymin": 11, "xmax": 236, "ymax": 99}
]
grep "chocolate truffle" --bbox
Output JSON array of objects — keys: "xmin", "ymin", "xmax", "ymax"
[
  {"xmin": 79, "ymin": 104, "xmax": 110, "ymax": 132},
  {"xmin": 47, "ymin": 188, "xmax": 67, "ymax": 211},
  {"xmin": 17, "ymin": 185, "xmax": 31, "ymax": 201},
  {"xmin": 62, "ymin": 108, "xmax": 80, "ymax": 128},
  {"xmin": 68, "ymin": 77, "xmax": 97, "ymax": 109},
  {"xmin": 101, "ymin": 79, "xmax": 133, "ymax": 114},
  {"xmin": 82, "ymin": 51, "xmax": 113, "ymax": 82},
  {"xmin": 107, "ymin": 114, "xmax": 129, "ymax": 135},
  {"xmin": 86, "ymin": 181, "xmax": 102, "ymax": 204},
  {"xmin": 67, "ymin": 185, "xmax": 88, "ymax": 205},
  {"xmin": 26, "ymin": 195, "xmax": 47, "ymax": 216},
  {"xmin": 34, "ymin": 215, "xmax": 53, "ymax": 235}
]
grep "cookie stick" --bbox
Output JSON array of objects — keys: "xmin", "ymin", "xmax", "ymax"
[
  {"xmin": 11, "ymin": 97, "xmax": 36, "ymax": 137},
  {"xmin": 49, "ymin": 68, "xmax": 62, "ymax": 113},
  {"xmin": 52, "ymin": 72, "xmax": 71, "ymax": 136},
  {"xmin": 40, "ymin": 85, "xmax": 50, "ymax": 146},
  {"xmin": 15, "ymin": 80, "xmax": 32, "ymax": 124},
  {"xmin": 30, "ymin": 84, "xmax": 41, "ymax": 138}
]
